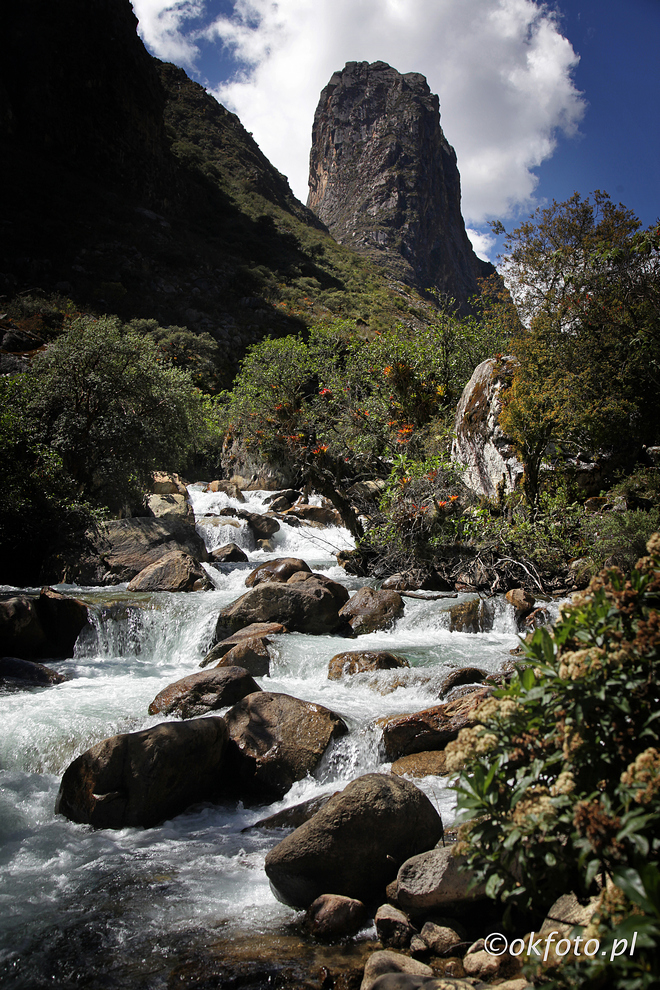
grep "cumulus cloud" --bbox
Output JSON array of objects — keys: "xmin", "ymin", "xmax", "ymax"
[
  {"xmin": 133, "ymin": 0, "xmax": 585, "ymax": 229},
  {"xmin": 132, "ymin": 0, "xmax": 205, "ymax": 67}
]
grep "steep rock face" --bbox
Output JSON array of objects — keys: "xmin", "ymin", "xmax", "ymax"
[{"xmin": 308, "ymin": 61, "xmax": 493, "ymax": 309}]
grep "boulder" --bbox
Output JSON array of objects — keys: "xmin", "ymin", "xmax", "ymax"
[
  {"xmin": 286, "ymin": 504, "xmax": 342, "ymax": 526},
  {"xmin": 338, "ymin": 587, "xmax": 404, "ymax": 635},
  {"xmin": 328, "ymin": 651, "xmax": 409, "ymax": 680},
  {"xmin": 390, "ymin": 751, "xmax": 449, "ymax": 779},
  {"xmin": 305, "ymin": 893, "xmax": 368, "ymax": 939},
  {"xmin": 439, "ymin": 667, "xmax": 487, "ymax": 697},
  {"xmin": 505, "ymin": 588, "xmax": 536, "ymax": 614},
  {"xmin": 63, "ymin": 517, "xmax": 209, "ymax": 585},
  {"xmin": 127, "ymin": 550, "xmax": 212, "ymax": 592},
  {"xmin": 147, "ymin": 493, "xmax": 194, "ymax": 523},
  {"xmin": 360, "ymin": 951, "xmax": 433, "ymax": 990},
  {"xmin": 286, "ymin": 572, "xmax": 350, "ymax": 607},
  {"xmin": 214, "ymin": 583, "xmax": 346, "ymax": 639},
  {"xmin": 152, "ymin": 472, "xmax": 188, "ymax": 496},
  {"xmin": 238, "ymin": 510, "xmax": 280, "ymax": 540},
  {"xmin": 0, "ymin": 588, "xmax": 88, "ymax": 659},
  {"xmin": 224, "ymin": 692, "xmax": 347, "ymax": 801},
  {"xmin": 243, "ymin": 792, "xmax": 336, "ymax": 832},
  {"xmin": 264, "ymin": 489, "xmax": 302, "ymax": 505},
  {"xmin": 200, "ymin": 622, "xmax": 288, "ymax": 668},
  {"xmin": 381, "ymin": 688, "xmax": 490, "ymax": 760},
  {"xmin": 268, "ymin": 495, "xmax": 293, "ymax": 512},
  {"xmin": 264, "ymin": 773, "xmax": 444, "ymax": 908},
  {"xmin": 419, "ymin": 921, "xmax": 464, "ymax": 956},
  {"xmin": 245, "ymin": 557, "xmax": 311, "ymax": 587},
  {"xmin": 147, "ymin": 666, "xmax": 261, "ymax": 718},
  {"xmin": 208, "ymin": 479, "xmax": 246, "ymax": 502},
  {"xmin": 215, "ymin": 637, "xmax": 271, "ymax": 677},
  {"xmin": 396, "ymin": 846, "xmax": 487, "ymax": 913},
  {"xmin": 450, "ymin": 356, "xmax": 524, "ymax": 499},
  {"xmin": 55, "ymin": 717, "xmax": 229, "ymax": 829},
  {"xmin": 0, "ymin": 656, "xmax": 67, "ymax": 687},
  {"xmin": 209, "ymin": 542, "xmax": 249, "ymax": 564},
  {"xmin": 445, "ymin": 599, "xmax": 494, "ymax": 633},
  {"xmin": 374, "ymin": 904, "xmax": 416, "ymax": 949}
]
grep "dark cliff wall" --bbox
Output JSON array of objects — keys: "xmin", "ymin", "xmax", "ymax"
[{"xmin": 307, "ymin": 61, "xmax": 493, "ymax": 309}]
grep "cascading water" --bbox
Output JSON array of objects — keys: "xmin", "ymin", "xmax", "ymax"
[{"xmin": 0, "ymin": 485, "xmax": 543, "ymax": 988}]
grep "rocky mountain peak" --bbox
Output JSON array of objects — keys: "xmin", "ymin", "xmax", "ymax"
[{"xmin": 307, "ymin": 60, "xmax": 493, "ymax": 309}]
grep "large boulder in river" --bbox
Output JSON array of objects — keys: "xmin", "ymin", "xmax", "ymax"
[
  {"xmin": 237, "ymin": 509, "xmax": 280, "ymax": 540},
  {"xmin": 450, "ymin": 356, "xmax": 524, "ymax": 499},
  {"xmin": 126, "ymin": 549, "xmax": 211, "ymax": 592},
  {"xmin": 210, "ymin": 542, "xmax": 249, "ymax": 564},
  {"xmin": 0, "ymin": 587, "xmax": 88, "ymax": 659},
  {"xmin": 214, "ymin": 637, "xmax": 271, "ymax": 676},
  {"xmin": 381, "ymin": 688, "xmax": 491, "ymax": 760},
  {"xmin": 215, "ymin": 583, "xmax": 347, "ymax": 639},
  {"xmin": 264, "ymin": 773, "xmax": 444, "ymax": 908},
  {"xmin": 0, "ymin": 656, "xmax": 67, "ymax": 687},
  {"xmin": 245, "ymin": 557, "xmax": 311, "ymax": 587},
  {"xmin": 338, "ymin": 587, "xmax": 404, "ymax": 635},
  {"xmin": 200, "ymin": 621, "xmax": 288, "ymax": 668},
  {"xmin": 148, "ymin": 666, "xmax": 261, "ymax": 718},
  {"xmin": 328, "ymin": 650, "xmax": 409, "ymax": 680},
  {"xmin": 62, "ymin": 517, "xmax": 209, "ymax": 585},
  {"xmin": 224, "ymin": 692, "xmax": 347, "ymax": 802},
  {"xmin": 55, "ymin": 717, "xmax": 229, "ymax": 829}
]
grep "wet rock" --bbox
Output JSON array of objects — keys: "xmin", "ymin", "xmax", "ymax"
[
  {"xmin": 445, "ymin": 599, "xmax": 493, "ymax": 633},
  {"xmin": 390, "ymin": 751, "xmax": 449, "ymax": 779},
  {"xmin": 381, "ymin": 574, "xmax": 418, "ymax": 591},
  {"xmin": 245, "ymin": 557, "xmax": 311, "ymax": 587},
  {"xmin": 264, "ymin": 489, "xmax": 302, "ymax": 505},
  {"xmin": 381, "ymin": 688, "xmax": 490, "ymax": 760},
  {"xmin": 201, "ymin": 621, "xmax": 288, "ymax": 668},
  {"xmin": 208, "ymin": 479, "xmax": 246, "ymax": 502},
  {"xmin": 62, "ymin": 517, "xmax": 209, "ymax": 585},
  {"xmin": 146, "ymin": 493, "xmax": 194, "ymax": 523},
  {"xmin": 0, "ymin": 588, "xmax": 88, "ymax": 660},
  {"xmin": 215, "ymin": 583, "xmax": 346, "ymax": 638},
  {"xmin": 268, "ymin": 495, "xmax": 294, "ymax": 512},
  {"xmin": 238, "ymin": 509, "xmax": 280, "ymax": 540},
  {"xmin": 505, "ymin": 588, "xmax": 536, "ymax": 614},
  {"xmin": 55, "ymin": 717, "xmax": 229, "ymax": 829},
  {"xmin": 243, "ymin": 792, "xmax": 336, "ymax": 831},
  {"xmin": 360, "ymin": 950, "xmax": 433, "ymax": 990},
  {"xmin": 0, "ymin": 656, "xmax": 67, "ymax": 687},
  {"xmin": 224, "ymin": 692, "xmax": 347, "ymax": 802},
  {"xmin": 438, "ymin": 667, "xmax": 487, "ymax": 697},
  {"xmin": 305, "ymin": 893, "xmax": 368, "ymax": 939},
  {"xmin": 215, "ymin": 637, "xmax": 271, "ymax": 676},
  {"xmin": 396, "ymin": 847, "xmax": 487, "ymax": 913},
  {"xmin": 328, "ymin": 651, "xmax": 409, "ymax": 680},
  {"xmin": 286, "ymin": 571, "xmax": 351, "ymax": 606},
  {"xmin": 127, "ymin": 549, "xmax": 211, "ymax": 592},
  {"xmin": 264, "ymin": 773, "xmax": 443, "ymax": 908},
  {"xmin": 338, "ymin": 587, "xmax": 404, "ymax": 635},
  {"xmin": 210, "ymin": 542, "xmax": 249, "ymax": 563},
  {"xmin": 419, "ymin": 921, "xmax": 463, "ymax": 956},
  {"xmin": 286, "ymin": 504, "xmax": 342, "ymax": 526},
  {"xmin": 148, "ymin": 666, "xmax": 260, "ymax": 718},
  {"xmin": 375, "ymin": 904, "xmax": 416, "ymax": 949}
]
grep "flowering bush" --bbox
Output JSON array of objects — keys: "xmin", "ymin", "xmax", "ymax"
[{"xmin": 449, "ymin": 534, "xmax": 660, "ymax": 986}]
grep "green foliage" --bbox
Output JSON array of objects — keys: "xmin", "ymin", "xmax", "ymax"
[
  {"xmin": 449, "ymin": 536, "xmax": 660, "ymax": 987},
  {"xmin": 497, "ymin": 193, "xmax": 660, "ymax": 502}
]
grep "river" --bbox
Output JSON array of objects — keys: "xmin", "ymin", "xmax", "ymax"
[{"xmin": 0, "ymin": 485, "xmax": 528, "ymax": 988}]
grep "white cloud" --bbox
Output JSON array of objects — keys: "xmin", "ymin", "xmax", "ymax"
[
  {"xmin": 133, "ymin": 0, "xmax": 585, "ymax": 229},
  {"xmin": 466, "ymin": 228, "xmax": 497, "ymax": 263},
  {"xmin": 131, "ymin": 0, "xmax": 204, "ymax": 67}
]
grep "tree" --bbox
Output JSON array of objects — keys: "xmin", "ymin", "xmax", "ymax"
[{"xmin": 495, "ymin": 193, "xmax": 660, "ymax": 501}]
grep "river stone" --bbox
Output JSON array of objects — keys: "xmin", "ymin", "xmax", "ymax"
[
  {"xmin": 264, "ymin": 489, "xmax": 302, "ymax": 505},
  {"xmin": 127, "ymin": 549, "xmax": 211, "ymax": 592},
  {"xmin": 439, "ymin": 667, "xmax": 487, "ymax": 697},
  {"xmin": 147, "ymin": 492, "xmax": 194, "ymax": 523},
  {"xmin": 286, "ymin": 504, "xmax": 342, "ymax": 526},
  {"xmin": 375, "ymin": 904, "xmax": 416, "ymax": 949},
  {"xmin": 419, "ymin": 922, "xmax": 463, "ymax": 956},
  {"xmin": 0, "ymin": 588, "xmax": 88, "ymax": 659},
  {"xmin": 208, "ymin": 479, "xmax": 246, "ymax": 501},
  {"xmin": 55, "ymin": 717, "xmax": 229, "ymax": 829},
  {"xmin": 215, "ymin": 583, "xmax": 345, "ymax": 638},
  {"xmin": 148, "ymin": 666, "xmax": 260, "ymax": 718},
  {"xmin": 286, "ymin": 572, "xmax": 350, "ymax": 605},
  {"xmin": 381, "ymin": 689, "xmax": 490, "ymax": 760},
  {"xmin": 360, "ymin": 950, "xmax": 433, "ymax": 990},
  {"xmin": 237, "ymin": 509, "xmax": 280, "ymax": 540},
  {"xmin": 268, "ymin": 495, "xmax": 293, "ymax": 512},
  {"xmin": 0, "ymin": 656, "xmax": 67, "ymax": 687},
  {"xmin": 224, "ymin": 692, "xmax": 348, "ymax": 801},
  {"xmin": 445, "ymin": 599, "xmax": 493, "ymax": 633},
  {"xmin": 245, "ymin": 557, "xmax": 311, "ymax": 587},
  {"xmin": 396, "ymin": 847, "xmax": 487, "ymax": 913},
  {"xmin": 243, "ymin": 792, "xmax": 336, "ymax": 832},
  {"xmin": 215, "ymin": 637, "xmax": 271, "ymax": 676},
  {"xmin": 390, "ymin": 751, "xmax": 449, "ymax": 779},
  {"xmin": 200, "ymin": 622, "xmax": 288, "ymax": 667},
  {"xmin": 305, "ymin": 893, "xmax": 368, "ymax": 939},
  {"xmin": 210, "ymin": 542, "xmax": 249, "ymax": 563},
  {"xmin": 505, "ymin": 588, "xmax": 536, "ymax": 614},
  {"xmin": 338, "ymin": 588, "xmax": 404, "ymax": 635},
  {"xmin": 264, "ymin": 773, "xmax": 444, "ymax": 908},
  {"xmin": 328, "ymin": 651, "xmax": 409, "ymax": 680}
]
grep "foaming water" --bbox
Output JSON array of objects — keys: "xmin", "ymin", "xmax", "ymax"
[{"xmin": 0, "ymin": 485, "xmax": 524, "ymax": 987}]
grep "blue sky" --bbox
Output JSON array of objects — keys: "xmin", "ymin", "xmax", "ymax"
[{"xmin": 132, "ymin": 0, "xmax": 659, "ymax": 261}]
